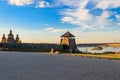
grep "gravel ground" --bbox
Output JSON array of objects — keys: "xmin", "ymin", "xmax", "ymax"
[{"xmin": 0, "ymin": 52, "xmax": 120, "ymax": 80}]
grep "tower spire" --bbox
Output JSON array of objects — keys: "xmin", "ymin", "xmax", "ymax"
[
  {"xmin": 1, "ymin": 34, "xmax": 6, "ymax": 43},
  {"xmin": 7, "ymin": 30, "xmax": 15, "ymax": 43},
  {"xmin": 15, "ymin": 34, "xmax": 21, "ymax": 43}
]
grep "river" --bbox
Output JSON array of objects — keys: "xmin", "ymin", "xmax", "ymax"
[{"xmin": 78, "ymin": 47, "xmax": 120, "ymax": 53}]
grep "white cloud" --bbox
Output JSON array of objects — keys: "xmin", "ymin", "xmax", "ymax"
[
  {"xmin": 101, "ymin": 11, "xmax": 111, "ymax": 19},
  {"xmin": 7, "ymin": 0, "xmax": 120, "ymax": 31},
  {"xmin": 45, "ymin": 27, "xmax": 66, "ymax": 33},
  {"xmin": 59, "ymin": 0, "xmax": 120, "ymax": 31},
  {"xmin": 54, "ymin": 0, "xmax": 88, "ymax": 8},
  {"xmin": 36, "ymin": 1, "xmax": 50, "ymax": 8},
  {"xmin": 96, "ymin": 0, "xmax": 112, "ymax": 10},
  {"xmin": 45, "ymin": 27, "xmax": 54, "ymax": 31},
  {"xmin": 116, "ymin": 15, "xmax": 120, "ymax": 19},
  {"xmin": 8, "ymin": 0, "xmax": 34, "ymax": 6},
  {"xmin": 62, "ymin": 8, "xmax": 92, "ymax": 22},
  {"xmin": 96, "ymin": 0, "xmax": 120, "ymax": 10},
  {"xmin": 8, "ymin": 0, "xmax": 50, "ymax": 8}
]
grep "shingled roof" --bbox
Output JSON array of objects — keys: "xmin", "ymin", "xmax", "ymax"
[{"xmin": 61, "ymin": 31, "xmax": 75, "ymax": 37}]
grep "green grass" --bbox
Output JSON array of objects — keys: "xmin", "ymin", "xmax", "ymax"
[{"xmin": 63, "ymin": 53, "xmax": 120, "ymax": 60}]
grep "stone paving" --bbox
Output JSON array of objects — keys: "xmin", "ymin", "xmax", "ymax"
[{"xmin": 0, "ymin": 52, "xmax": 120, "ymax": 80}]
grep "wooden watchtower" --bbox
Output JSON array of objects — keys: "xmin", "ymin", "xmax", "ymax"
[{"xmin": 60, "ymin": 31, "xmax": 79, "ymax": 53}]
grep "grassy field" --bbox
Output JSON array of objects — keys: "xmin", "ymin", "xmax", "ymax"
[{"xmin": 64, "ymin": 53, "xmax": 120, "ymax": 60}]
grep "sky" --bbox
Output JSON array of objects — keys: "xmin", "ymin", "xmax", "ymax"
[{"xmin": 0, "ymin": 0, "xmax": 120, "ymax": 43}]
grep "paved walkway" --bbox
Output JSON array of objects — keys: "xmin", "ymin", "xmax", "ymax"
[{"xmin": 0, "ymin": 52, "xmax": 120, "ymax": 80}]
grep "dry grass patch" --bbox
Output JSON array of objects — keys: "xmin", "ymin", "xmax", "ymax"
[{"xmin": 66, "ymin": 53, "xmax": 120, "ymax": 60}]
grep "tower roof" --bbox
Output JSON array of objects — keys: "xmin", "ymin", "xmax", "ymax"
[
  {"xmin": 8, "ymin": 30, "xmax": 14, "ymax": 36},
  {"xmin": 2, "ymin": 34, "xmax": 6, "ymax": 39},
  {"xmin": 16, "ymin": 34, "xmax": 19, "ymax": 40},
  {"xmin": 61, "ymin": 31, "xmax": 75, "ymax": 37}
]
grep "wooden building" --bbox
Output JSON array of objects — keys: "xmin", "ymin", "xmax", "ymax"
[
  {"xmin": 60, "ymin": 31, "xmax": 80, "ymax": 53},
  {"xmin": 1, "ymin": 30, "xmax": 21, "ymax": 43}
]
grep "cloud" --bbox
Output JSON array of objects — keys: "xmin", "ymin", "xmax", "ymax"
[
  {"xmin": 54, "ymin": 0, "xmax": 88, "ymax": 8},
  {"xmin": 96, "ymin": 0, "xmax": 120, "ymax": 10},
  {"xmin": 8, "ymin": 0, "xmax": 50, "ymax": 8},
  {"xmin": 8, "ymin": 0, "xmax": 34, "ymax": 6},
  {"xmin": 59, "ymin": 0, "xmax": 120, "ymax": 31},
  {"xmin": 45, "ymin": 27, "xmax": 66, "ymax": 33},
  {"xmin": 7, "ymin": 0, "xmax": 120, "ymax": 31},
  {"xmin": 36, "ymin": 0, "xmax": 50, "ymax": 8}
]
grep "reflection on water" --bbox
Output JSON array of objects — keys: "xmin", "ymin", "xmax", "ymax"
[{"xmin": 78, "ymin": 47, "xmax": 120, "ymax": 53}]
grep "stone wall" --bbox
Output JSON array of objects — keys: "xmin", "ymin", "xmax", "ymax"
[{"xmin": 0, "ymin": 43, "xmax": 63, "ymax": 52}]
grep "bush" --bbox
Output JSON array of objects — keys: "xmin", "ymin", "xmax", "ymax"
[{"xmin": 103, "ymin": 51, "xmax": 115, "ymax": 54}]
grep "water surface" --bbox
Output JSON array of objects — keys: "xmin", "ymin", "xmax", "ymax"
[{"xmin": 78, "ymin": 47, "xmax": 120, "ymax": 53}]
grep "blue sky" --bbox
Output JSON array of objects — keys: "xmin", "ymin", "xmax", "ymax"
[{"xmin": 0, "ymin": 0, "xmax": 120, "ymax": 43}]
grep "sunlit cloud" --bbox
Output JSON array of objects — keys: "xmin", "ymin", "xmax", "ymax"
[
  {"xmin": 96, "ymin": 0, "xmax": 120, "ymax": 10},
  {"xmin": 36, "ymin": 0, "xmax": 50, "ymax": 8},
  {"xmin": 8, "ymin": 0, "xmax": 34, "ymax": 6},
  {"xmin": 8, "ymin": 0, "xmax": 50, "ymax": 8},
  {"xmin": 58, "ymin": 0, "xmax": 120, "ymax": 30},
  {"xmin": 45, "ymin": 27, "xmax": 66, "ymax": 33}
]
